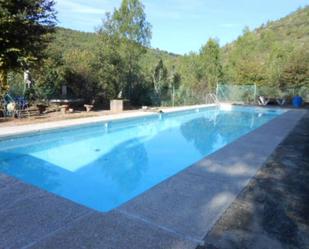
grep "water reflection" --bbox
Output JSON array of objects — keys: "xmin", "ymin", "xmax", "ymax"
[
  {"xmin": 181, "ymin": 115, "xmax": 225, "ymax": 154},
  {"xmin": 180, "ymin": 111, "xmax": 267, "ymax": 155}
]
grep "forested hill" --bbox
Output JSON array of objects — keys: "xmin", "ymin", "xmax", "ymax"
[
  {"xmin": 223, "ymin": 6, "xmax": 309, "ymax": 55},
  {"xmin": 258, "ymin": 6, "xmax": 309, "ymax": 45},
  {"xmin": 51, "ymin": 27, "xmax": 179, "ymax": 63},
  {"xmin": 51, "ymin": 28, "xmax": 98, "ymax": 51},
  {"xmin": 222, "ymin": 6, "xmax": 309, "ymax": 90},
  {"xmin": 53, "ymin": 5, "xmax": 309, "ymax": 63}
]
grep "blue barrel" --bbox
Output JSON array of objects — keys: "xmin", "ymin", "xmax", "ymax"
[{"xmin": 292, "ymin": 96, "xmax": 303, "ymax": 108}]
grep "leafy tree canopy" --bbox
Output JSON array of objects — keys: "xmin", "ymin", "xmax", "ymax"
[
  {"xmin": 0, "ymin": 0, "xmax": 56, "ymax": 69},
  {"xmin": 0, "ymin": 0, "xmax": 56, "ymax": 96},
  {"xmin": 100, "ymin": 0, "xmax": 151, "ymax": 46},
  {"xmin": 96, "ymin": 0, "xmax": 152, "ymax": 100}
]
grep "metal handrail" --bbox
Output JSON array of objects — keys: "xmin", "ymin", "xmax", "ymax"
[{"xmin": 205, "ymin": 93, "xmax": 219, "ymax": 104}]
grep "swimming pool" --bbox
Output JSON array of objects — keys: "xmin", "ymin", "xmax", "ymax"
[{"xmin": 0, "ymin": 106, "xmax": 284, "ymax": 211}]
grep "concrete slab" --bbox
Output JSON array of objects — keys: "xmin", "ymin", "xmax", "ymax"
[
  {"xmin": 0, "ymin": 173, "xmax": 18, "ymax": 189},
  {"xmin": 119, "ymin": 170, "xmax": 244, "ymax": 241},
  {"xmin": 0, "ymin": 179, "xmax": 91, "ymax": 249},
  {"xmin": 28, "ymin": 211, "xmax": 198, "ymax": 249},
  {"xmin": 0, "ymin": 181, "xmax": 43, "ymax": 211}
]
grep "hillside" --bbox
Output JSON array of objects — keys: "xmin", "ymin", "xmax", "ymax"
[
  {"xmin": 51, "ymin": 28, "xmax": 99, "ymax": 51},
  {"xmin": 258, "ymin": 6, "xmax": 309, "ymax": 45},
  {"xmin": 222, "ymin": 6, "xmax": 309, "ymax": 93},
  {"xmin": 50, "ymin": 27, "xmax": 179, "ymax": 69},
  {"xmin": 224, "ymin": 6, "xmax": 309, "ymax": 54}
]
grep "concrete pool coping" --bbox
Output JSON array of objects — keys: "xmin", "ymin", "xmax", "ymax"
[
  {"xmin": 0, "ymin": 107, "xmax": 306, "ymax": 248},
  {"xmin": 0, "ymin": 104, "xmax": 216, "ymax": 139}
]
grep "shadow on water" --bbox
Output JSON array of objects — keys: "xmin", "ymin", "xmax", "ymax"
[
  {"xmin": 0, "ymin": 152, "xmax": 65, "ymax": 191},
  {"xmin": 78, "ymin": 137, "xmax": 148, "ymax": 193},
  {"xmin": 0, "ymin": 138, "xmax": 149, "ymax": 193},
  {"xmin": 0, "ymin": 136, "xmax": 150, "ymax": 211}
]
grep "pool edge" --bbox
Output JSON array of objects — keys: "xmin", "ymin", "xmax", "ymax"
[{"xmin": 0, "ymin": 108, "xmax": 306, "ymax": 249}]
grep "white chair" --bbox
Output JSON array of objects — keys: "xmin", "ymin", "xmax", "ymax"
[
  {"xmin": 276, "ymin": 98, "xmax": 286, "ymax": 106},
  {"xmin": 258, "ymin": 96, "xmax": 270, "ymax": 106}
]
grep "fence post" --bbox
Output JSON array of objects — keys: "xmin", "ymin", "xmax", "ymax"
[{"xmin": 254, "ymin": 83, "xmax": 257, "ymax": 103}]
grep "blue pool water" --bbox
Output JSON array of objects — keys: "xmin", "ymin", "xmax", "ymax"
[{"xmin": 0, "ymin": 106, "xmax": 283, "ymax": 211}]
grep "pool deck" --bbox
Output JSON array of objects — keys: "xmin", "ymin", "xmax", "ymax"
[{"xmin": 0, "ymin": 106, "xmax": 307, "ymax": 249}]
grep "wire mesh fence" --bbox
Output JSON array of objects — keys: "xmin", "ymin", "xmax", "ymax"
[
  {"xmin": 161, "ymin": 83, "xmax": 309, "ymax": 107},
  {"xmin": 216, "ymin": 84, "xmax": 257, "ymax": 104},
  {"xmin": 216, "ymin": 83, "xmax": 309, "ymax": 104}
]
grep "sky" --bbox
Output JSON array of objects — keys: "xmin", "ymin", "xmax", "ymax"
[{"xmin": 55, "ymin": 0, "xmax": 309, "ymax": 54}]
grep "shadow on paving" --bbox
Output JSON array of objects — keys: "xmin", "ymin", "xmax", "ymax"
[{"xmin": 198, "ymin": 111, "xmax": 309, "ymax": 249}]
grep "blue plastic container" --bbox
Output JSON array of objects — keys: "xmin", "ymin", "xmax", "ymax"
[{"xmin": 292, "ymin": 96, "xmax": 303, "ymax": 108}]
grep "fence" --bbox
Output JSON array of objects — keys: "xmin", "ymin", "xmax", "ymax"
[
  {"xmin": 216, "ymin": 84, "xmax": 257, "ymax": 104},
  {"xmin": 216, "ymin": 83, "xmax": 309, "ymax": 104}
]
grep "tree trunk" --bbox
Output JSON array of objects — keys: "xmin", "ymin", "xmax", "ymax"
[{"xmin": 0, "ymin": 67, "xmax": 9, "ymax": 98}]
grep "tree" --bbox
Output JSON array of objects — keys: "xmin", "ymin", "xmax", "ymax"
[
  {"xmin": 94, "ymin": 34, "xmax": 126, "ymax": 100},
  {"xmin": 98, "ymin": 0, "xmax": 151, "ymax": 99},
  {"xmin": 0, "ymin": 0, "xmax": 56, "ymax": 97},
  {"xmin": 199, "ymin": 38, "xmax": 223, "ymax": 92},
  {"xmin": 102, "ymin": 0, "xmax": 151, "ymax": 46},
  {"xmin": 153, "ymin": 59, "xmax": 168, "ymax": 96},
  {"xmin": 279, "ymin": 46, "xmax": 309, "ymax": 91}
]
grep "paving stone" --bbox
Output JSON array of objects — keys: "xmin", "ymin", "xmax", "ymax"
[
  {"xmin": 0, "ymin": 173, "xmax": 18, "ymax": 189},
  {"xmin": 0, "ymin": 181, "xmax": 43, "ymax": 211},
  {"xmin": 0, "ymin": 181, "xmax": 91, "ymax": 249},
  {"xmin": 119, "ymin": 171, "xmax": 242, "ymax": 240},
  {"xmin": 29, "ymin": 211, "xmax": 198, "ymax": 249}
]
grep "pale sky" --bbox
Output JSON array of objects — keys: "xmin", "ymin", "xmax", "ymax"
[{"xmin": 55, "ymin": 0, "xmax": 309, "ymax": 54}]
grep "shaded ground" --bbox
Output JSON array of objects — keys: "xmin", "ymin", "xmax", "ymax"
[
  {"xmin": 0, "ymin": 107, "xmax": 165, "ymax": 127},
  {"xmin": 199, "ymin": 111, "xmax": 309, "ymax": 249}
]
